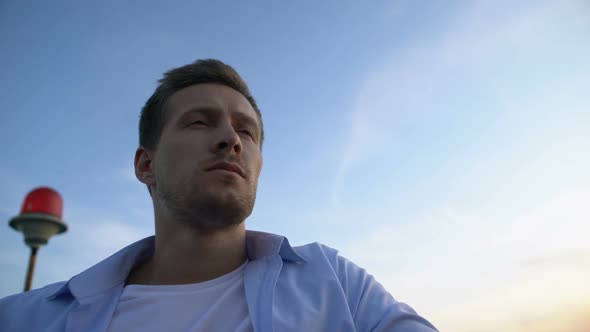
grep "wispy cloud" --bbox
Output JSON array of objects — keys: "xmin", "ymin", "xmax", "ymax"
[
  {"xmin": 327, "ymin": 1, "xmax": 590, "ymax": 331},
  {"xmin": 331, "ymin": 0, "xmax": 590, "ymax": 206},
  {"xmin": 336, "ymin": 189, "xmax": 590, "ymax": 331},
  {"xmin": 522, "ymin": 249, "xmax": 590, "ymax": 268}
]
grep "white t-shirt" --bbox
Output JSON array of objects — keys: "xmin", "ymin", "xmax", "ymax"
[{"xmin": 108, "ymin": 261, "xmax": 253, "ymax": 332}]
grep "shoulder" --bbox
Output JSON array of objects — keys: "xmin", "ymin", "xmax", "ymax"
[
  {"xmin": 0, "ymin": 281, "xmax": 72, "ymax": 325},
  {"xmin": 289, "ymin": 241, "xmax": 371, "ymax": 289},
  {"xmin": 291, "ymin": 242, "xmax": 358, "ymax": 274},
  {"xmin": 291, "ymin": 242, "xmax": 338, "ymax": 267},
  {"xmin": 1, "ymin": 281, "xmax": 66, "ymax": 306},
  {"xmin": 290, "ymin": 243, "xmax": 439, "ymax": 331}
]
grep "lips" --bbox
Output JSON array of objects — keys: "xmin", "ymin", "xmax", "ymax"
[{"xmin": 206, "ymin": 161, "xmax": 246, "ymax": 178}]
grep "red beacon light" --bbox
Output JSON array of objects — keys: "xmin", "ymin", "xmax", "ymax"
[
  {"xmin": 8, "ymin": 186, "xmax": 68, "ymax": 291},
  {"xmin": 9, "ymin": 187, "xmax": 68, "ymax": 248}
]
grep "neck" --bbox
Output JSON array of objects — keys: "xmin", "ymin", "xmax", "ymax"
[{"xmin": 127, "ymin": 214, "xmax": 247, "ymax": 286}]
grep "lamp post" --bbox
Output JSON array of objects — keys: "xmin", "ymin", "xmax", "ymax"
[{"xmin": 9, "ymin": 187, "xmax": 68, "ymax": 291}]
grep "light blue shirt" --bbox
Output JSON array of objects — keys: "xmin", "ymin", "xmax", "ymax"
[{"xmin": 0, "ymin": 230, "xmax": 438, "ymax": 331}]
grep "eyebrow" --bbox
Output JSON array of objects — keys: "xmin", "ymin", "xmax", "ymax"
[
  {"xmin": 179, "ymin": 106, "xmax": 261, "ymax": 138},
  {"xmin": 179, "ymin": 106, "xmax": 222, "ymax": 121}
]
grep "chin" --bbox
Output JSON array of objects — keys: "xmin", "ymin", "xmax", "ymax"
[{"xmin": 183, "ymin": 190, "xmax": 254, "ymax": 225}]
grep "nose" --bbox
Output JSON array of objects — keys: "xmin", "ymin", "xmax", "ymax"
[{"xmin": 211, "ymin": 124, "xmax": 242, "ymax": 155}]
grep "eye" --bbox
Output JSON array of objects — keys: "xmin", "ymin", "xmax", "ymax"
[
  {"xmin": 189, "ymin": 120, "xmax": 208, "ymax": 127},
  {"xmin": 238, "ymin": 129, "xmax": 254, "ymax": 139}
]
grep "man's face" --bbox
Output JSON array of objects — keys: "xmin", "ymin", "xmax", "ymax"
[{"xmin": 148, "ymin": 83, "xmax": 263, "ymax": 228}]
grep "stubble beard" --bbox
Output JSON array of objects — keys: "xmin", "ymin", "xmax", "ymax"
[{"xmin": 156, "ymin": 176, "xmax": 257, "ymax": 231}]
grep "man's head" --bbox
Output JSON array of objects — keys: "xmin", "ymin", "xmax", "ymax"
[{"xmin": 134, "ymin": 59, "xmax": 264, "ymax": 230}]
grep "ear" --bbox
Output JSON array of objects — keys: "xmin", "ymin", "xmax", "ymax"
[{"xmin": 134, "ymin": 146, "xmax": 156, "ymax": 188}]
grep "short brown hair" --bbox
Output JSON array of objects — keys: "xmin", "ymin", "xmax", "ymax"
[{"xmin": 139, "ymin": 59, "xmax": 264, "ymax": 150}]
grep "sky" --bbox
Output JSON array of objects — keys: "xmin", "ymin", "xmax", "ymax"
[{"xmin": 1, "ymin": 1, "xmax": 589, "ymax": 331}]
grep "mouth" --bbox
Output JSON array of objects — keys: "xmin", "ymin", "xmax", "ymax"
[{"xmin": 205, "ymin": 162, "xmax": 246, "ymax": 178}]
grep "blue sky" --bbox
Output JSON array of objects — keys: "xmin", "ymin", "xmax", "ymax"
[{"xmin": 1, "ymin": 1, "xmax": 589, "ymax": 331}]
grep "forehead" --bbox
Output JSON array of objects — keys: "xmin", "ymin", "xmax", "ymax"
[{"xmin": 164, "ymin": 83, "xmax": 258, "ymax": 124}]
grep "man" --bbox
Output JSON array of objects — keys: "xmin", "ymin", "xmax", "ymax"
[{"xmin": 0, "ymin": 59, "xmax": 438, "ymax": 331}]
